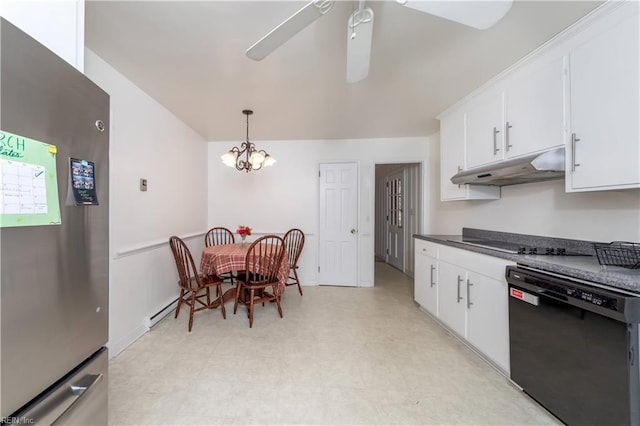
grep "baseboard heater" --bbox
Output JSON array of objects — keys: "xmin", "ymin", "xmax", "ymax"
[{"xmin": 145, "ymin": 297, "xmax": 179, "ymax": 329}]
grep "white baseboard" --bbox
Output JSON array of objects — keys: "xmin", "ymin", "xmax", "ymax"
[
  {"xmin": 145, "ymin": 297, "xmax": 179, "ymax": 329},
  {"xmin": 107, "ymin": 323, "xmax": 148, "ymax": 359}
]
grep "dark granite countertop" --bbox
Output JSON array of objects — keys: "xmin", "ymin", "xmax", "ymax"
[{"xmin": 415, "ymin": 229, "xmax": 640, "ymax": 295}]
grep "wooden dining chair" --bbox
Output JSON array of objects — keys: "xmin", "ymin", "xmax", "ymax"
[
  {"xmin": 283, "ymin": 228, "xmax": 305, "ymax": 296},
  {"xmin": 169, "ymin": 236, "xmax": 225, "ymax": 331},
  {"xmin": 204, "ymin": 227, "xmax": 235, "ymax": 247},
  {"xmin": 204, "ymin": 227, "xmax": 236, "ymax": 285},
  {"xmin": 233, "ymin": 235, "xmax": 286, "ymax": 328}
]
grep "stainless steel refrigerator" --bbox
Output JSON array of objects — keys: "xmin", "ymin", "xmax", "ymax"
[{"xmin": 0, "ymin": 19, "xmax": 109, "ymax": 425}]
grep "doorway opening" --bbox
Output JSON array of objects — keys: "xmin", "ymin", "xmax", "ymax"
[{"xmin": 374, "ymin": 163, "xmax": 422, "ymax": 280}]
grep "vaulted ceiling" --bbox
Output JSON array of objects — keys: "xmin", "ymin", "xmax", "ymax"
[{"xmin": 85, "ymin": 1, "xmax": 602, "ymax": 141}]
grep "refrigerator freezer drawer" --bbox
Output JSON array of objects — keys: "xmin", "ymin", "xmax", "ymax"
[{"xmin": 13, "ymin": 348, "xmax": 108, "ymax": 426}]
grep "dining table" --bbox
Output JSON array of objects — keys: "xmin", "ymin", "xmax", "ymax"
[{"xmin": 199, "ymin": 243, "xmax": 290, "ymax": 305}]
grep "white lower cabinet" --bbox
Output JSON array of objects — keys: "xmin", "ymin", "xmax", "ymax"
[
  {"xmin": 414, "ymin": 240, "xmax": 438, "ymax": 316},
  {"xmin": 465, "ymin": 271, "xmax": 510, "ymax": 373},
  {"xmin": 437, "ymin": 261, "xmax": 467, "ymax": 337},
  {"xmin": 414, "ymin": 239, "xmax": 513, "ymax": 374}
]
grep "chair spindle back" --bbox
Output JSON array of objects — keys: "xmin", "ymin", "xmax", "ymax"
[
  {"xmin": 283, "ymin": 228, "xmax": 305, "ymax": 268},
  {"xmin": 244, "ymin": 235, "xmax": 285, "ymax": 284},
  {"xmin": 169, "ymin": 236, "xmax": 200, "ymax": 292},
  {"xmin": 205, "ymin": 227, "xmax": 235, "ymax": 247}
]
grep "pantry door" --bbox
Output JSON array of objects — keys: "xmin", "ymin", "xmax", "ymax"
[
  {"xmin": 318, "ymin": 162, "xmax": 358, "ymax": 286},
  {"xmin": 386, "ymin": 170, "xmax": 404, "ymax": 271}
]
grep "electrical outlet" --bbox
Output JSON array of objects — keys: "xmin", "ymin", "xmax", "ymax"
[{"xmin": 140, "ymin": 178, "xmax": 148, "ymax": 192}]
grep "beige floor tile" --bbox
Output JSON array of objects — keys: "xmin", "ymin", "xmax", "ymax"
[{"xmin": 108, "ymin": 262, "xmax": 560, "ymax": 426}]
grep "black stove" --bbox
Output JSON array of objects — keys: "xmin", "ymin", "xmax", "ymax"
[
  {"xmin": 516, "ymin": 246, "xmax": 581, "ymax": 255},
  {"xmin": 457, "ymin": 239, "xmax": 591, "ymax": 256}
]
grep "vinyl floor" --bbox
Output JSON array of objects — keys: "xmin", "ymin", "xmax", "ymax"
[{"xmin": 108, "ymin": 262, "xmax": 559, "ymax": 425}]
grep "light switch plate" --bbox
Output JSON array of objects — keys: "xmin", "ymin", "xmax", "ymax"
[{"xmin": 140, "ymin": 178, "xmax": 147, "ymax": 192}]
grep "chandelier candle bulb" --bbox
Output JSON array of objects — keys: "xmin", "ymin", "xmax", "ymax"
[{"xmin": 221, "ymin": 109, "xmax": 275, "ymax": 172}]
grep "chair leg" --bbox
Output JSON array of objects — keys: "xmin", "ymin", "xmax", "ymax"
[
  {"xmin": 249, "ymin": 288, "xmax": 255, "ymax": 328},
  {"xmin": 206, "ymin": 286, "xmax": 211, "ymax": 307},
  {"xmin": 218, "ymin": 283, "xmax": 226, "ymax": 319},
  {"xmin": 293, "ymin": 268, "xmax": 303, "ymax": 296},
  {"xmin": 233, "ymin": 284, "xmax": 241, "ymax": 315},
  {"xmin": 188, "ymin": 292, "xmax": 196, "ymax": 332},
  {"xmin": 175, "ymin": 289, "xmax": 185, "ymax": 318},
  {"xmin": 275, "ymin": 294, "xmax": 283, "ymax": 318}
]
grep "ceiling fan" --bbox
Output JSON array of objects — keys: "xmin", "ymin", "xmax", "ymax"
[{"xmin": 246, "ymin": 0, "xmax": 514, "ymax": 84}]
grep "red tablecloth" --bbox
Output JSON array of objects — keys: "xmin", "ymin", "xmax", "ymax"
[{"xmin": 200, "ymin": 243, "xmax": 289, "ymax": 296}]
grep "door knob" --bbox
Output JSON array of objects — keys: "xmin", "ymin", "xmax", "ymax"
[{"xmin": 350, "ymin": 228, "xmax": 357, "ymax": 235}]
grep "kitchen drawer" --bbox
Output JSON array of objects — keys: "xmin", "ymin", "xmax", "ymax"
[
  {"xmin": 415, "ymin": 238, "xmax": 439, "ymax": 259},
  {"xmin": 439, "ymin": 244, "xmax": 514, "ymax": 282}
]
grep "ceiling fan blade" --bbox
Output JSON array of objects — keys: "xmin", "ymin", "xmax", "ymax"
[
  {"xmin": 246, "ymin": 0, "xmax": 334, "ymax": 61},
  {"xmin": 399, "ymin": 0, "xmax": 513, "ymax": 30},
  {"xmin": 346, "ymin": 8, "xmax": 374, "ymax": 83}
]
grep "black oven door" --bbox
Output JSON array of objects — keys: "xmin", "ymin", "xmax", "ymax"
[{"xmin": 508, "ymin": 274, "xmax": 634, "ymax": 426}]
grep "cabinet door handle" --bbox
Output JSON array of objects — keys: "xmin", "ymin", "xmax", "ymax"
[
  {"xmin": 466, "ymin": 279, "xmax": 473, "ymax": 309},
  {"xmin": 456, "ymin": 275, "xmax": 463, "ymax": 303},
  {"xmin": 571, "ymin": 133, "xmax": 581, "ymax": 171},
  {"xmin": 493, "ymin": 127, "xmax": 501, "ymax": 155},
  {"xmin": 505, "ymin": 122, "xmax": 513, "ymax": 152},
  {"xmin": 430, "ymin": 265, "xmax": 436, "ymax": 287}
]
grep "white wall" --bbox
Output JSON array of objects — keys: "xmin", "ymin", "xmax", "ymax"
[
  {"xmin": 207, "ymin": 137, "xmax": 431, "ymax": 287},
  {"xmin": 0, "ymin": 0, "xmax": 84, "ymax": 71},
  {"xmin": 428, "ymin": 133, "xmax": 640, "ymax": 242},
  {"xmin": 85, "ymin": 49, "xmax": 208, "ymax": 357}
]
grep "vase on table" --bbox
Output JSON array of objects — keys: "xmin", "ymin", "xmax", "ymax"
[{"xmin": 240, "ymin": 234, "xmax": 247, "ymax": 248}]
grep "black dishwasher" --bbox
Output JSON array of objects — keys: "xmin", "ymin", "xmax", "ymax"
[{"xmin": 506, "ymin": 266, "xmax": 640, "ymax": 426}]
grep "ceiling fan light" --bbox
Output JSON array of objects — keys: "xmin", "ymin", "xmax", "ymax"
[{"xmin": 221, "ymin": 151, "xmax": 237, "ymax": 167}]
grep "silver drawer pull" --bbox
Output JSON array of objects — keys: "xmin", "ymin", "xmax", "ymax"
[{"xmin": 430, "ymin": 264, "xmax": 436, "ymax": 287}]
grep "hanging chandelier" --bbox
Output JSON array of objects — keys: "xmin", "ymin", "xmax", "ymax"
[{"xmin": 220, "ymin": 109, "xmax": 275, "ymax": 172}]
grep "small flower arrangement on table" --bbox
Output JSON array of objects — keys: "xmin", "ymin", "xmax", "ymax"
[{"xmin": 236, "ymin": 225, "xmax": 252, "ymax": 246}]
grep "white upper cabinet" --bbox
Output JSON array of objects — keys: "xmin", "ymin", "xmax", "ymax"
[
  {"xmin": 439, "ymin": 0, "xmax": 638, "ymax": 196},
  {"xmin": 465, "ymin": 55, "xmax": 565, "ymax": 169},
  {"xmin": 466, "ymin": 90, "xmax": 505, "ymax": 169},
  {"xmin": 440, "ymin": 111, "xmax": 468, "ymax": 200},
  {"xmin": 0, "ymin": 1, "xmax": 85, "ymax": 71},
  {"xmin": 440, "ymin": 110, "xmax": 501, "ymax": 201},
  {"xmin": 567, "ymin": 2, "xmax": 640, "ymax": 192},
  {"xmin": 503, "ymin": 55, "xmax": 566, "ymax": 159}
]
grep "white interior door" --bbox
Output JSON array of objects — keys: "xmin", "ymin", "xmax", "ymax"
[
  {"xmin": 386, "ymin": 171, "xmax": 404, "ymax": 271},
  {"xmin": 318, "ymin": 162, "xmax": 358, "ymax": 286}
]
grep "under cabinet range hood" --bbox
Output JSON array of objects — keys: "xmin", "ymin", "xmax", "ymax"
[{"xmin": 451, "ymin": 148, "xmax": 565, "ymax": 186}]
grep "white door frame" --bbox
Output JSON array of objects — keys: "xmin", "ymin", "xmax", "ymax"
[
  {"xmin": 317, "ymin": 161, "xmax": 360, "ymax": 286},
  {"xmin": 372, "ymin": 160, "xmax": 426, "ymax": 284}
]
